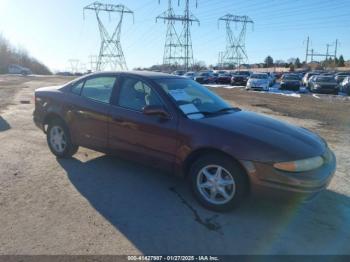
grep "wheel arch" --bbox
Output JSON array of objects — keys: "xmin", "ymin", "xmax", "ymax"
[
  {"xmin": 43, "ymin": 112, "xmax": 66, "ymax": 132},
  {"xmin": 183, "ymin": 148, "xmax": 250, "ymax": 184}
]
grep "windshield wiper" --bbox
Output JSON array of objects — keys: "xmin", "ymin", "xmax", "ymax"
[
  {"xmin": 186, "ymin": 107, "xmax": 240, "ymax": 117},
  {"xmin": 213, "ymin": 107, "xmax": 240, "ymax": 114},
  {"xmin": 186, "ymin": 111, "xmax": 212, "ymax": 116}
]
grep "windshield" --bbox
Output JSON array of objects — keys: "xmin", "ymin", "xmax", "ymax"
[
  {"xmin": 283, "ymin": 75, "xmax": 299, "ymax": 80},
  {"xmin": 307, "ymin": 73, "xmax": 319, "ymax": 79},
  {"xmin": 155, "ymin": 78, "xmax": 232, "ymax": 119},
  {"xmin": 235, "ymin": 71, "xmax": 250, "ymax": 76},
  {"xmin": 199, "ymin": 72, "xmax": 209, "ymax": 76},
  {"xmin": 316, "ymin": 76, "xmax": 336, "ymax": 82},
  {"xmin": 251, "ymin": 74, "xmax": 268, "ymax": 79}
]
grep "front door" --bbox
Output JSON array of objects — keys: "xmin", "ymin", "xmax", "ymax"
[{"xmin": 109, "ymin": 76, "xmax": 178, "ymax": 171}]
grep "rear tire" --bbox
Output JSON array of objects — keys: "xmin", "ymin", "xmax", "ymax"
[
  {"xmin": 47, "ymin": 118, "xmax": 78, "ymax": 158},
  {"xmin": 189, "ymin": 154, "xmax": 248, "ymax": 212}
]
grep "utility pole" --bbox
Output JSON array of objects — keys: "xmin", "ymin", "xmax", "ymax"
[
  {"xmin": 334, "ymin": 39, "xmax": 338, "ymax": 58},
  {"xmin": 84, "ymin": 2, "xmax": 134, "ymax": 71},
  {"xmin": 326, "ymin": 43, "xmax": 331, "ymax": 61},
  {"xmin": 305, "ymin": 37, "xmax": 339, "ymax": 64},
  {"xmin": 305, "ymin": 36, "xmax": 309, "ymax": 64},
  {"xmin": 218, "ymin": 14, "xmax": 254, "ymax": 68}
]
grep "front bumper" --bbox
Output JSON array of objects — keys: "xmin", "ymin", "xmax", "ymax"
[
  {"xmin": 280, "ymin": 82, "xmax": 300, "ymax": 90},
  {"xmin": 241, "ymin": 148, "xmax": 336, "ymax": 199}
]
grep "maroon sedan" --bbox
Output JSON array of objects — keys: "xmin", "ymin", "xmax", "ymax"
[{"xmin": 33, "ymin": 71, "xmax": 336, "ymax": 211}]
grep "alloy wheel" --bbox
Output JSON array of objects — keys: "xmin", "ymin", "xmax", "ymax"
[
  {"xmin": 196, "ymin": 165, "xmax": 236, "ymax": 205},
  {"xmin": 49, "ymin": 126, "xmax": 67, "ymax": 153}
]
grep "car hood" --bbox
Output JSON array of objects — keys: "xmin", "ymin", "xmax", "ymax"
[{"xmin": 197, "ymin": 111, "xmax": 326, "ymax": 162}]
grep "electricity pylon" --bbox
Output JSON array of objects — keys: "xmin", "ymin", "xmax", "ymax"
[
  {"xmin": 84, "ymin": 2, "xmax": 134, "ymax": 71},
  {"xmin": 68, "ymin": 59, "xmax": 80, "ymax": 73},
  {"xmin": 156, "ymin": 0, "xmax": 183, "ymax": 67},
  {"xmin": 218, "ymin": 14, "xmax": 253, "ymax": 68},
  {"xmin": 157, "ymin": 0, "xmax": 199, "ymax": 71},
  {"xmin": 179, "ymin": 0, "xmax": 200, "ymax": 71}
]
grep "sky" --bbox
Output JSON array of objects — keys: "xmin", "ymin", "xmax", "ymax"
[{"xmin": 0, "ymin": 0, "xmax": 349, "ymax": 72}]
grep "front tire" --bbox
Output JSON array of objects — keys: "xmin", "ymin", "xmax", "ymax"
[
  {"xmin": 47, "ymin": 118, "xmax": 78, "ymax": 158},
  {"xmin": 189, "ymin": 154, "xmax": 248, "ymax": 212}
]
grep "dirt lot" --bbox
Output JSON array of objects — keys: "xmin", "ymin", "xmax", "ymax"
[{"xmin": 0, "ymin": 75, "xmax": 350, "ymax": 255}]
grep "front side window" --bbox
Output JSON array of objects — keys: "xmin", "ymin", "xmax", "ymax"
[
  {"xmin": 81, "ymin": 76, "xmax": 116, "ymax": 103},
  {"xmin": 118, "ymin": 78, "xmax": 163, "ymax": 111},
  {"xmin": 155, "ymin": 78, "xmax": 231, "ymax": 119}
]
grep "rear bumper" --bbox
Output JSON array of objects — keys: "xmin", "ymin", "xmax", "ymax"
[{"xmin": 241, "ymin": 148, "xmax": 336, "ymax": 199}]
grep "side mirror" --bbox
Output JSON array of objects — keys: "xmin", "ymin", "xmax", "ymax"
[{"xmin": 143, "ymin": 105, "xmax": 170, "ymax": 119}]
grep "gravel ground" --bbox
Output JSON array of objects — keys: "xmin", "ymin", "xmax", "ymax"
[{"xmin": 0, "ymin": 75, "xmax": 349, "ymax": 255}]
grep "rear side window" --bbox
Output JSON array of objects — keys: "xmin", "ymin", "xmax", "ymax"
[
  {"xmin": 81, "ymin": 76, "xmax": 116, "ymax": 103},
  {"xmin": 71, "ymin": 81, "xmax": 84, "ymax": 95}
]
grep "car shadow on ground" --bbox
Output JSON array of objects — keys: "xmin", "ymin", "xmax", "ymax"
[
  {"xmin": 58, "ymin": 155, "xmax": 350, "ymax": 254},
  {"xmin": 0, "ymin": 116, "xmax": 11, "ymax": 132}
]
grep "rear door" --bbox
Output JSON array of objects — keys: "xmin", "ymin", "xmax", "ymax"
[
  {"xmin": 108, "ymin": 76, "xmax": 178, "ymax": 171},
  {"xmin": 68, "ymin": 75, "xmax": 117, "ymax": 151}
]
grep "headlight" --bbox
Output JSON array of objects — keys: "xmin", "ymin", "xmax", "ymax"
[
  {"xmin": 273, "ymin": 156, "xmax": 324, "ymax": 172},
  {"xmin": 315, "ymin": 84, "xmax": 321, "ymax": 88}
]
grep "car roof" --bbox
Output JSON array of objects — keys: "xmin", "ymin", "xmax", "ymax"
[{"xmin": 86, "ymin": 70, "xmax": 183, "ymax": 80}]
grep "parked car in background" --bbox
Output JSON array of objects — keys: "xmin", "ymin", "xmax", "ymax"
[
  {"xmin": 173, "ymin": 70, "xmax": 186, "ymax": 76},
  {"xmin": 309, "ymin": 76, "xmax": 339, "ymax": 94},
  {"xmin": 212, "ymin": 73, "xmax": 219, "ymax": 83},
  {"xmin": 335, "ymin": 72, "xmax": 350, "ymax": 84},
  {"xmin": 215, "ymin": 70, "xmax": 227, "ymax": 75},
  {"xmin": 184, "ymin": 71, "xmax": 196, "ymax": 80},
  {"xmin": 194, "ymin": 71, "xmax": 216, "ymax": 84},
  {"xmin": 269, "ymin": 72, "xmax": 277, "ymax": 86},
  {"xmin": 33, "ymin": 71, "xmax": 336, "ymax": 211},
  {"xmin": 303, "ymin": 72, "xmax": 320, "ymax": 87},
  {"xmin": 263, "ymin": 72, "xmax": 276, "ymax": 87},
  {"xmin": 274, "ymin": 72, "xmax": 284, "ymax": 80},
  {"xmin": 8, "ymin": 64, "xmax": 32, "ymax": 75},
  {"xmin": 217, "ymin": 73, "xmax": 232, "ymax": 84},
  {"xmin": 231, "ymin": 71, "xmax": 251, "ymax": 86},
  {"xmin": 339, "ymin": 76, "xmax": 350, "ymax": 95},
  {"xmin": 280, "ymin": 74, "xmax": 301, "ymax": 91},
  {"xmin": 246, "ymin": 73, "xmax": 270, "ymax": 91},
  {"xmin": 308, "ymin": 75, "xmax": 318, "ymax": 89}
]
